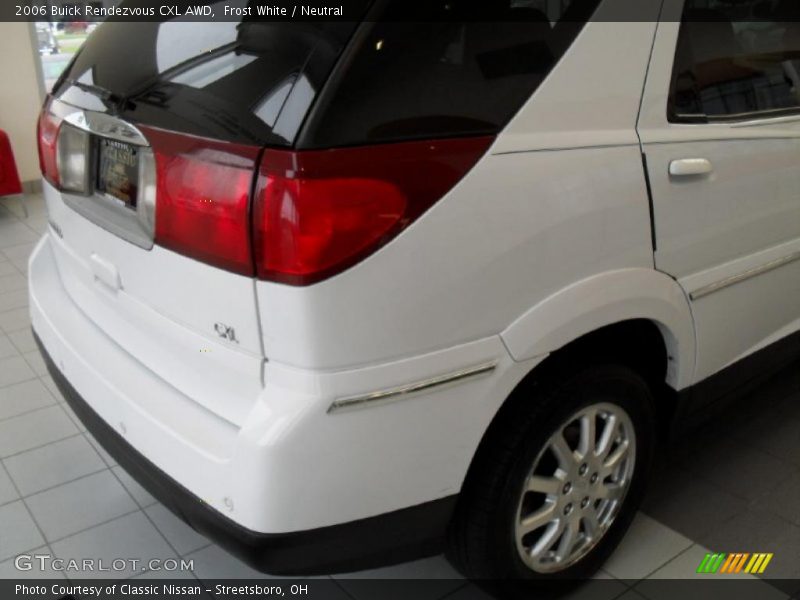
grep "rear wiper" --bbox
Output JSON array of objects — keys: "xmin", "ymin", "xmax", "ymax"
[
  {"xmin": 64, "ymin": 79, "xmax": 132, "ymax": 112},
  {"xmin": 122, "ymin": 40, "xmax": 241, "ymax": 103}
]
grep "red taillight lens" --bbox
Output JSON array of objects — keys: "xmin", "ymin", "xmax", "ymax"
[
  {"xmin": 254, "ymin": 137, "xmax": 493, "ymax": 285},
  {"xmin": 143, "ymin": 127, "xmax": 261, "ymax": 275},
  {"xmin": 255, "ymin": 163, "xmax": 406, "ymax": 283},
  {"xmin": 37, "ymin": 108, "xmax": 62, "ymax": 188}
]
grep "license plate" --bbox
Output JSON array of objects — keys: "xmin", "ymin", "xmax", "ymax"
[{"xmin": 96, "ymin": 138, "xmax": 139, "ymax": 209}]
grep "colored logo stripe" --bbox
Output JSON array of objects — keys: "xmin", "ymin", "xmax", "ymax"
[
  {"xmin": 698, "ymin": 553, "xmax": 773, "ymax": 575},
  {"xmin": 719, "ymin": 553, "xmax": 749, "ymax": 573},
  {"xmin": 697, "ymin": 553, "xmax": 726, "ymax": 573},
  {"xmin": 744, "ymin": 553, "xmax": 773, "ymax": 574}
]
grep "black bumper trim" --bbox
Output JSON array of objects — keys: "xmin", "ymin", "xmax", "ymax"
[{"xmin": 35, "ymin": 332, "xmax": 456, "ymax": 575}]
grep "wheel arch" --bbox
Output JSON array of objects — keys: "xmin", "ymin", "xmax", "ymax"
[
  {"xmin": 463, "ymin": 268, "xmax": 697, "ymax": 485},
  {"xmin": 452, "ymin": 270, "xmax": 696, "ymax": 533},
  {"xmin": 501, "ymin": 268, "xmax": 696, "ymax": 391},
  {"xmin": 449, "ymin": 273, "xmax": 691, "ymax": 575}
]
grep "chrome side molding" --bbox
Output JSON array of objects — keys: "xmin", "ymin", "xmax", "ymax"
[
  {"xmin": 690, "ymin": 250, "xmax": 800, "ymax": 301},
  {"xmin": 328, "ymin": 361, "xmax": 498, "ymax": 415}
]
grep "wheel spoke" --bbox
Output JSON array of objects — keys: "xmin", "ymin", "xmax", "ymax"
[
  {"xmin": 596, "ymin": 414, "xmax": 618, "ymax": 459},
  {"xmin": 549, "ymin": 431, "xmax": 576, "ymax": 471},
  {"xmin": 519, "ymin": 502, "xmax": 557, "ymax": 535},
  {"xmin": 596, "ymin": 482, "xmax": 624, "ymax": 501},
  {"xmin": 527, "ymin": 475, "xmax": 562, "ymax": 496},
  {"xmin": 530, "ymin": 520, "xmax": 563, "ymax": 559},
  {"xmin": 578, "ymin": 409, "xmax": 597, "ymax": 459},
  {"xmin": 582, "ymin": 512, "xmax": 600, "ymax": 540},
  {"xmin": 555, "ymin": 521, "xmax": 578, "ymax": 563},
  {"xmin": 602, "ymin": 439, "xmax": 630, "ymax": 473}
]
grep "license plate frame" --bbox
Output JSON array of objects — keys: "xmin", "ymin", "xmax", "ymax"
[{"xmin": 95, "ymin": 137, "xmax": 139, "ymax": 210}]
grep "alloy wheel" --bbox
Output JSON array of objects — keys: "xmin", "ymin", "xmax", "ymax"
[{"xmin": 514, "ymin": 402, "xmax": 636, "ymax": 573}]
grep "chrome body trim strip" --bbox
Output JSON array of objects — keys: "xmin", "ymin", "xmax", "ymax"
[
  {"xmin": 328, "ymin": 361, "xmax": 498, "ymax": 414},
  {"xmin": 690, "ymin": 251, "xmax": 800, "ymax": 300},
  {"xmin": 63, "ymin": 108, "xmax": 149, "ymax": 146}
]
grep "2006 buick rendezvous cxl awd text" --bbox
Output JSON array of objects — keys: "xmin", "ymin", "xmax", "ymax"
[{"xmin": 30, "ymin": 0, "xmax": 800, "ymax": 595}]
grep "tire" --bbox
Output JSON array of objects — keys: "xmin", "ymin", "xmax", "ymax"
[{"xmin": 446, "ymin": 364, "xmax": 656, "ymax": 598}]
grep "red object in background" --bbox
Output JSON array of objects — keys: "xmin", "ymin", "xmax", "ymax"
[{"xmin": 0, "ymin": 129, "xmax": 23, "ymax": 197}]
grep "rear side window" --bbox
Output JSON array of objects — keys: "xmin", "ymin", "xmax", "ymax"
[
  {"xmin": 54, "ymin": 3, "xmax": 368, "ymax": 146},
  {"xmin": 298, "ymin": 0, "xmax": 600, "ymax": 149},
  {"xmin": 670, "ymin": 0, "xmax": 800, "ymax": 121}
]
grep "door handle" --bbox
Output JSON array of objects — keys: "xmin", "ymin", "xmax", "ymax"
[{"xmin": 669, "ymin": 158, "xmax": 713, "ymax": 177}]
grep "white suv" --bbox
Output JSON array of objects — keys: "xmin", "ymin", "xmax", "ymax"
[{"xmin": 30, "ymin": 0, "xmax": 800, "ymax": 593}]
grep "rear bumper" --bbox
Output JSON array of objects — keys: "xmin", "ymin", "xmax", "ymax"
[
  {"xmin": 29, "ymin": 231, "xmax": 532, "ymax": 573},
  {"xmin": 36, "ymin": 332, "xmax": 455, "ymax": 575}
]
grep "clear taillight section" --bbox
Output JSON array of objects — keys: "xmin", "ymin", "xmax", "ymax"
[
  {"xmin": 56, "ymin": 124, "xmax": 90, "ymax": 194},
  {"xmin": 253, "ymin": 137, "xmax": 494, "ymax": 285},
  {"xmin": 143, "ymin": 127, "xmax": 261, "ymax": 276},
  {"xmin": 37, "ymin": 102, "xmax": 91, "ymax": 195}
]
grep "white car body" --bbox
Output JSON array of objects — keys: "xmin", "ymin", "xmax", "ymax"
[{"xmin": 30, "ymin": 0, "xmax": 800, "ymax": 575}]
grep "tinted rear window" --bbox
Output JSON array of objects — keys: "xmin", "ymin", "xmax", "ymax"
[
  {"xmin": 54, "ymin": 2, "xmax": 367, "ymax": 145},
  {"xmin": 298, "ymin": 0, "xmax": 600, "ymax": 149}
]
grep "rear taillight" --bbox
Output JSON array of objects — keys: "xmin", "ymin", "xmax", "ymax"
[
  {"xmin": 143, "ymin": 128, "xmax": 261, "ymax": 276},
  {"xmin": 37, "ymin": 108, "xmax": 61, "ymax": 188},
  {"xmin": 39, "ymin": 106, "xmax": 492, "ymax": 284},
  {"xmin": 253, "ymin": 137, "xmax": 493, "ymax": 285},
  {"xmin": 254, "ymin": 153, "xmax": 406, "ymax": 285},
  {"xmin": 37, "ymin": 102, "xmax": 91, "ymax": 194}
]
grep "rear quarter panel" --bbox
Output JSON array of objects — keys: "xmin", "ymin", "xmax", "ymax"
[{"xmin": 256, "ymin": 17, "xmax": 671, "ymax": 374}]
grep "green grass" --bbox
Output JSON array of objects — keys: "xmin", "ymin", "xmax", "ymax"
[
  {"xmin": 55, "ymin": 32, "xmax": 88, "ymax": 41},
  {"xmin": 58, "ymin": 38, "xmax": 86, "ymax": 53}
]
